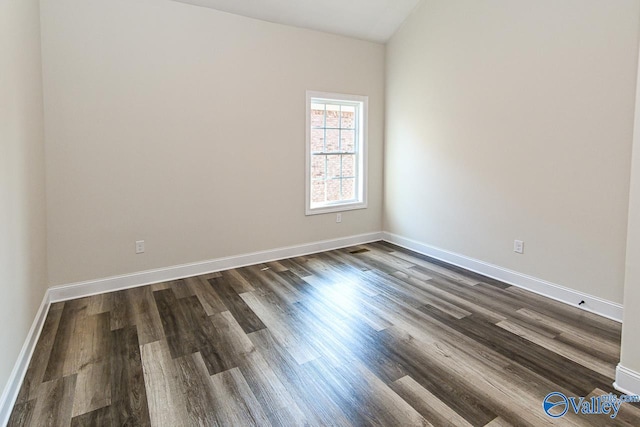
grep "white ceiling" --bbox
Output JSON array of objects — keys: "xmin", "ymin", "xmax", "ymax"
[{"xmin": 172, "ymin": 0, "xmax": 421, "ymax": 43}]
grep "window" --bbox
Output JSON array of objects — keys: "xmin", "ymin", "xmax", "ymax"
[{"xmin": 306, "ymin": 91, "xmax": 368, "ymax": 215}]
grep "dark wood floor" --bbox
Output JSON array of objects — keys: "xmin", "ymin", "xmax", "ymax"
[{"xmin": 8, "ymin": 242, "xmax": 640, "ymax": 426}]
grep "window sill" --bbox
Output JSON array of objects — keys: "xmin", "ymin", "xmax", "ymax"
[{"xmin": 306, "ymin": 202, "xmax": 367, "ymax": 216}]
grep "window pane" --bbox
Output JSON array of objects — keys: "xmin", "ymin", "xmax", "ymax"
[
  {"xmin": 326, "ymin": 105, "xmax": 340, "ymax": 128},
  {"xmin": 341, "ymin": 130, "xmax": 355, "ymax": 152},
  {"xmin": 326, "ymin": 129, "xmax": 340, "ymax": 152},
  {"xmin": 311, "ymin": 129, "xmax": 324, "ymax": 153},
  {"xmin": 312, "ymin": 180, "xmax": 325, "ymax": 203},
  {"xmin": 311, "ymin": 104, "xmax": 325, "ymax": 128},
  {"xmin": 327, "ymin": 155, "xmax": 341, "ymax": 179},
  {"xmin": 307, "ymin": 93, "xmax": 366, "ymax": 214},
  {"xmin": 342, "ymin": 154, "xmax": 356, "ymax": 178},
  {"xmin": 342, "ymin": 178, "xmax": 355, "ymax": 200},
  {"xmin": 311, "ymin": 155, "xmax": 325, "ymax": 180},
  {"xmin": 327, "ymin": 179, "xmax": 341, "ymax": 202},
  {"xmin": 341, "ymin": 105, "xmax": 356, "ymax": 129}
]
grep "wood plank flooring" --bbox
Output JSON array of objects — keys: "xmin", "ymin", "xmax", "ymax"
[{"xmin": 8, "ymin": 242, "xmax": 640, "ymax": 426}]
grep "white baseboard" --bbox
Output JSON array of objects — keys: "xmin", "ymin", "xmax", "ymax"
[
  {"xmin": 1, "ymin": 230, "xmax": 625, "ymax": 425},
  {"xmin": 48, "ymin": 232, "xmax": 384, "ymax": 303},
  {"xmin": 0, "ymin": 232, "xmax": 381, "ymax": 424},
  {"xmin": 0, "ymin": 291, "xmax": 51, "ymax": 427},
  {"xmin": 382, "ymin": 232, "xmax": 623, "ymax": 322},
  {"xmin": 614, "ymin": 364, "xmax": 640, "ymax": 396}
]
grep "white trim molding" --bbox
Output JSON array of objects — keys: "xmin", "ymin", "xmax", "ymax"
[
  {"xmin": 2, "ymin": 230, "xmax": 627, "ymax": 425},
  {"xmin": 305, "ymin": 90, "xmax": 369, "ymax": 216},
  {"xmin": 49, "ymin": 232, "xmax": 383, "ymax": 303},
  {"xmin": 382, "ymin": 232, "xmax": 623, "ymax": 322},
  {"xmin": 0, "ymin": 291, "xmax": 51, "ymax": 426},
  {"xmin": 1, "ymin": 232, "xmax": 380, "ymax": 423},
  {"xmin": 615, "ymin": 365, "xmax": 640, "ymax": 396}
]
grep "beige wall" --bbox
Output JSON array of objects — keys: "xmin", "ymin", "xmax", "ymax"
[
  {"xmin": 0, "ymin": 0, "xmax": 47, "ymax": 395},
  {"xmin": 620, "ymin": 45, "xmax": 640, "ymax": 376},
  {"xmin": 385, "ymin": 0, "xmax": 640, "ymax": 303},
  {"xmin": 4, "ymin": 0, "xmax": 640, "ymax": 400},
  {"xmin": 40, "ymin": 0, "xmax": 385, "ymax": 286}
]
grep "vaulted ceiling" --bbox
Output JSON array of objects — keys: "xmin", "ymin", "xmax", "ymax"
[{"xmin": 172, "ymin": 0, "xmax": 421, "ymax": 43}]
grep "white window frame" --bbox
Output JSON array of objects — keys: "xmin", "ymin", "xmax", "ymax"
[{"xmin": 305, "ymin": 90, "xmax": 368, "ymax": 216}]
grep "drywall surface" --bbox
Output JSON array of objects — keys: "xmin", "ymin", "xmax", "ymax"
[
  {"xmin": 385, "ymin": 0, "xmax": 640, "ymax": 303},
  {"xmin": 0, "ymin": 0, "xmax": 47, "ymax": 395},
  {"xmin": 41, "ymin": 0, "xmax": 385, "ymax": 285},
  {"xmin": 620, "ymin": 43, "xmax": 640, "ymax": 375}
]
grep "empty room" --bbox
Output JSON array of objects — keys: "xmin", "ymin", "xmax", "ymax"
[{"xmin": 3, "ymin": 0, "xmax": 640, "ymax": 425}]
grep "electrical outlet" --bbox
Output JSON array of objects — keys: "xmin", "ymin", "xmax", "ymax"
[
  {"xmin": 514, "ymin": 240, "xmax": 524, "ymax": 254},
  {"xmin": 135, "ymin": 240, "xmax": 145, "ymax": 254},
  {"xmin": 336, "ymin": 213, "xmax": 342, "ymax": 223}
]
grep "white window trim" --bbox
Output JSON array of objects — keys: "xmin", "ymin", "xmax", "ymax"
[{"xmin": 305, "ymin": 90, "xmax": 368, "ymax": 216}]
